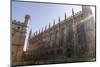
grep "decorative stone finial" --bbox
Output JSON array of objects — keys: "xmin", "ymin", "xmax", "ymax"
[
  {"xmin": 53, "ymin": 20, "xmax": 55, "ymax": 26},
  {"xmin": 65, "ymin": 12, "xmax": 66, "ymax": 20},
  {"xmin": 72, "ymin": 8, "xmax": 74, "ymax": 16},
  {"xmin": 58, "ymin": 16, "xmax": 60, "ymax": 23},
  {"xmin": 24, "ymin": 14, "xmax": 30, "ymax": 25}
]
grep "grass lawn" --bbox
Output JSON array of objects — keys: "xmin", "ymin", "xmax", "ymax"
[{"xmin": 47, "ymin": 57, "xmax": 96, "ymax": 64}]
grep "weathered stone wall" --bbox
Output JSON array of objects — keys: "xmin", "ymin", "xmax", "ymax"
[
  {"xmin": 11, "ymin": 15, "xmax": 30, "ymax": 65},
  {"xmin": 23, "ymin": 6, "xmax": 95, "ymax": 64}
]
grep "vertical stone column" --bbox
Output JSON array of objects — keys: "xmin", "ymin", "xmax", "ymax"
[
  {"xmin": 58, "ymin": 16, "xmax": 61, "ymax": 47},
  {"xmin": 53, "ymin": 20, "xmax": 56, "ymax": 47},
  {"xmin": 72, "ymin": 8, "xmax": 78, "ymax": 58},
  {"xmin": 48, "ymin": 23, "xmax": 51, "ymax": 47}
]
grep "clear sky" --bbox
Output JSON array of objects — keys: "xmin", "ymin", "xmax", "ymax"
[
  {"xmin": 12, "ymin": 1, "xmax": 82, "ymax": 33},
  {"xmin": 12, "ymin": 1, "xmax": 95, "ymax": 51}
]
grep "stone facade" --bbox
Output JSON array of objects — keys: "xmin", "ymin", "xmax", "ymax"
[
  {"xmin": 11, "ymin": 5, "xmax": 95, "ymax": 65},
  {"xmin": 11, "ymin": 15, "xmax": 30, "ymax": 65},
  {"xmin": 22, "ymin": 5, "xmax": 95, "ymax": 64}
]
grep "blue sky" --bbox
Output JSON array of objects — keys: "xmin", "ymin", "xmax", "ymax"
[
  {"xmin": 12, "ymin": 1, "xmax": 82, "ymax": 33},
  {"xmin": 12, "ymin": 1, "xmax": 95, "ymax": 51}
]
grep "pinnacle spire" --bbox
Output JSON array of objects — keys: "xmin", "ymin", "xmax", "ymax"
[
  {"xmin": 72, "ymin": 8, "xmax": 74, "ymax": 16},
  {"xmin": 45, "ymin": 25, "xmax": 47, "ymax": 30},
  {"xmin": 53, "ymin": 19, "xmax": 55, "ymax": 26},
  {"xmin": 58, "ymin": 16, "xmax": 60, "ymax": 23},
  {"xmin": 82, "ymin": 5, "xmax": 92, "ymax": 15},
  {"xmin": 65, "ymin": 12, "xmax": 66, "ymax": 20}
]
